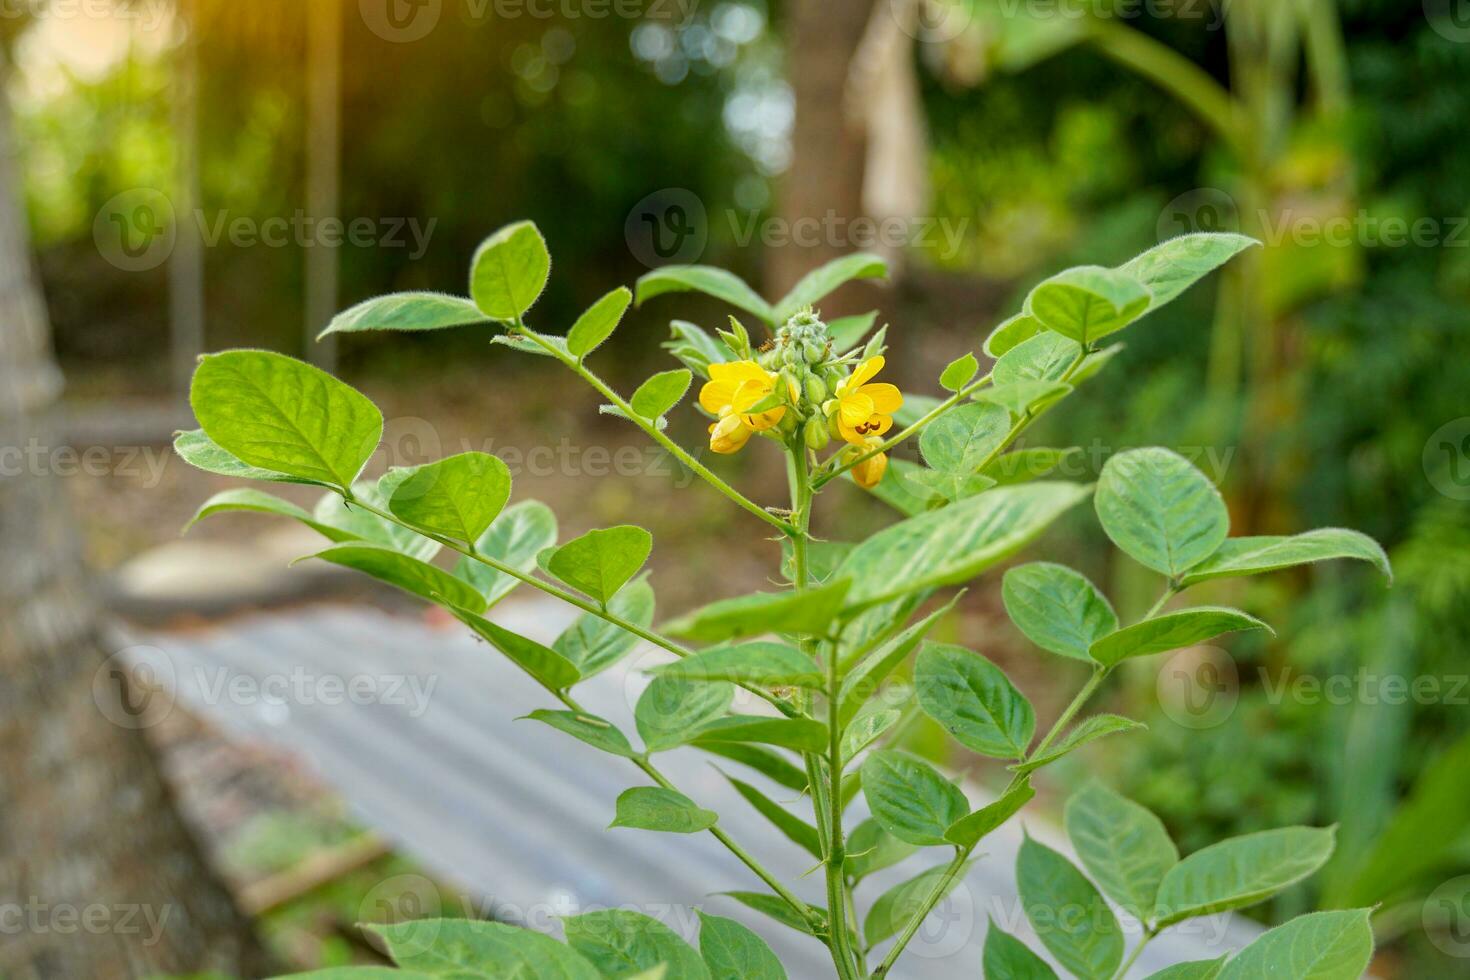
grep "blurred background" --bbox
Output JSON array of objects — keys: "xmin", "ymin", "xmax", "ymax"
[{"xmin": 3, "ymin": 0, "xmax": 1469, "ymax": 976}]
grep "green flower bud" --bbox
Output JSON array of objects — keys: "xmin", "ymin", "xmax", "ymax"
[
  {"xmin": 778, "ymin": 410, "xmax": 798, "ymax": 435},
  {"xmin": 804, "ymin": 376, "xmax": 828, "ymax": 404},
  {"xmin": 804, "ymin": 340, "xmax": 825, "ymax": 364},
  {"xmin": 804, "ymin": 417, "xmax": 830, "ymax": 450}
]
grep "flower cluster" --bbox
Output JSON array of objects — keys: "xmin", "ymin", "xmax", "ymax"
[{"xmin": 697, "ymin": 309, "xmax": 901, "ymax": 488}]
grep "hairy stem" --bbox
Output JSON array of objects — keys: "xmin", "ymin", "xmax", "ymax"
[{"xmin": 1111, "ymin": 926, "xmax": 1157, "ymax": 980}]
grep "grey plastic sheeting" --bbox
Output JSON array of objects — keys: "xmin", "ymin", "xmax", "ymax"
[{"xmin": 121, "ymin": 601, "xmax": 1261, "ymax": 978}]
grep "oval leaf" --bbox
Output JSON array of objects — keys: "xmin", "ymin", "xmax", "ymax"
[
  {"xmin": 1154, "ymin": 826, "xmax": 1337, "ymax": 926},
  {"xmin": 1010, "ymin": 715, "xmax": 1144, "ymax": 775},
  {"xmin": 567, "ymin": 286, "xmax": 633, "ymax": 359},
  {"xmin": 1002, "ymin": 562, "xmax": 1118, "ymax": 662},
  {"xmin": 174, "ymin": 428, "xmax": 320, "ymax": 485},
  {"xmin": 553, "ymin": 577, "xmax": 655, "ymax": 680},
  {"xmin": 564, "ymin": 909, "xmax": 710, "ymax": 980},
  {"xmin": 1064, "ymin": 782, "xmax": 1179, "ymax": 922},
  {"xmin": 369, "ymin": 919, "xmax": 600, "ymax": 979},
  {"xmin": 523, "ymin": 709, "xmax": 638, "ymax": 758},
  {"xmin": 919, "ymin": 402, "xmax": 1011, "ymax": 473},
  {"xmin": 455, "ymin": 499, "xmax": 557, "ymax": 606},
  {"xmin": 1089, "ymin": 606, "xmax": 1270, "ymax": 668},
  {"xmin": 983, "ymin": 920, "xmax": 1060, "ymax": 980},
  {"xmin": 945, "ymin": 779, "xmax": 1035, "ymax": 849},
  {"xmin": 635, "ymin": 675, "xmax": 732, "ymax": 753},
  {"xmin": 1026, "ymin": 265, "xmax": 1150, "ymax": 344},
  {"xmin": 915, "ymin": 643, "xmax": 1034, "ymax": 760},
  {"xmin": 319, "ymin": 291, "xmax": 486, "ymax": 339},
  {"xmin": 984, "ymin": 311, "xmax": 1044, "ymax": 358},
  {"xmin": 187, "ymin": 488, "xmax": 352, "ymax": 541},
  {"xmin": 631, "ymin": 369, "xmax": 693, "ymax": 420},
  {"xmin": 1095, "ymin": 447, "xmax": 1229, "ymax": 578},
  {"xmin": 1180, "ymin": 528, "xmax": 1391, "ymax": 586},
  {"xmin": 1215, "ymin": 908, "xmax": 1373, "ymax": 980},
  {"xmin": 654, "ymin": 641, "xmax": 822, "ymax": 688},
  {"xmin": 1018, "ymin": 835, "xmax": 1124, "ymax": 980},
  {"xmin": 1118, "ymin": 233, "xmax": 1258, "ymax": 313},
  {"xmin": 860, "ymin": 749, "xmax": 969, "ymax": 846},
  {"xmin": 939, "ymin": 352, "xmax": 980, "ymax": 392},
  {"xmin": 697, "ymin": 911, "xmax": 787, "ymax": 980},
  {"xmin": 469, "ymin": 220, "xmax": 550, "ymax": 321},
  {"xmin": 304, "ymin": 541, "xmax": 484, "ymax": 612},
  {"xmin": 612, "ymin": 786, "xmax": 718, "ymax": 834},
  {"xmin": 388, "ymin": 451, "xmax": 511, "ymax": 544},
  {"xmin": 663, "ymin": 579, "xmax": 851, "ymax": 643},
  {"xmin": 635, "ymin": 266, "xmax": 774, "ymax": 324},
  {"xmin": 547, "ymin": 525, "xmax": 653, "ymax": 604},
  {"xmin": 450, "ymin": 606, "xmax": 582, "ymax": 692},
  {"xmin": 190, "ymin": 350, "xmax": 383, "ymax": 490}
]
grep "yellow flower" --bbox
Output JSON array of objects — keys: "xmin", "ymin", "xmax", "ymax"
[
  {"xmin": 699, "ymin": 360, "xmax": 788, "ymax": 454},
  {"xmin": 851, "ymin": 443, "xmax": 888, "ymax": 489},
  {"xmin": 834, "ymin": 356, "xmax": 901, "ymax": 446}
]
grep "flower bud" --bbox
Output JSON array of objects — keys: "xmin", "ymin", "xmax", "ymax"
[
  {"xmin": 804, "ymin": 376, "xmax": 828, "ymax": 405},
  {"xmin": 804, "ymin": 417, "xmax": 830, "ymax": 450},
  {"xmin": 777, "ymin": 410, "xmax": 798, "ymax": 435},
  {"xmin": 803, "ymin": 340, "xmax": 825, "ymax": 364}
]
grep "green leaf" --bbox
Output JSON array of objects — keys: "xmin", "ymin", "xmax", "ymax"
[
  {"xmin": 994, "ymin": 332, "xmax": 1082, "ymax": 386},
  {"xmin": 449, "ymin": 606, "xmax": 582, "ymax": 692},
  {"xmin": 1010, "ymin": 715, "xmax": 1144, "ymax": 775},
  {"xmin": 1118, "ymin": 233, "xmax": 1257, "ymax": 313},
  {"xmin": 838, "ymin": 599, "xmax": 955, "ymax": 724},
  {"xmin": 693, "ymin": 716, "xmax": 828, "ymax": 754},
  {"xmin": 919, "ymin": 402, "xmax": 1012, "ymax": 473},
  {"xmin": 523, "ymin": 709, "xmax": 638, "ymax": 758},
  {"xmin": 983, "ymin": 311, "xmax": 1044, "ymax": 357},
  {"xmin": 1095, "ymin": 447, "xmax": 1229, "ymax": 578},
  {"xmin": 636, "ymin": 675, "xmax": 733, "ymax": 752},
  {"xmin": 280, "ymin": 969, "xmax": 435, "ymax": 979},
  {"xmin": 983, "ymin": 920, "xmax": 1060, "ymax": 980},
  {"xmin": 840, "ymin": 694, "xmax": 905, "ymax": 761},
  {"xmin": 186, "ymin": 488, "xmax": 353, "ymax": 541},
  {"xmin": 552, "ymin": 577, "xmax": 654, "ymax": 680},
  {"xmin": 697, "ymin": 743, "xmax": 808, "ymax": 793},
  {"xmin": 773, "ymin": 252, "xmax": 886, "ymax": 324},
  {"xmin": 387, "ymin": 452, "xmax": 510, "ymax": 544},
  {"xmin": 1152, "ymin": 828, "xmax": 1340, "ymax": 928},
  {"xmin": 939, "ymin": 352, "xmax": 980, "ymax": 391},
  {"xmin": 903, "ymin": 468, "xmax": 997, "ymax": 504},
  {"xmin": 455, "ymin": 500, "xmax": 557, "ymax": 606},
  {"xmin": 861, "ymin": 749, "xmax": 969, "ymax": 846},
  {"xmin": 303, "ymin": 542, "xmax": 484, "ymax": 611},
  {"xmin": 718, "ymin": 893, "xmax": 823, "ymax": 938},
  {"xmin": 845, "ymin": 819, "xmax": 918, "ymax": 881},
  {"xmin": 318, "ymin": 291, "xmax": 487, "ymax": 339},
  {"xmin": 190, "ymin": 350, "xmax": 383, "ymax": 491},
  {"xmin": 1141, "ymin": 959, "xmax": 1226, "ymax": 980},
  {"xmin": 547, "ymin": 525, "xmax": 653, "ymax": 604},
  {"xmin": 1002, "ymin": 562, "xmax": 1118, "ymax": 662},
  {"xmin": 973, "ymin": 380, "xmax": 1071, "ymax": 418},
  {"xmin": 836, "ymin": 482, "xmax": 1092, "ymax": 609},
  {"xmin": 1026, "ymin": 265, "xmax": 1150, "ymax": 345},
  {"xmin": 914, "ymin": 643, "xmax": 1034, "ymax": 760},
  {"xmin": 697, "ymin": 911, "xmax": 787, "ymax": 980},
  {"xmin": 564, "ymin": 909, "xmax": 710, "ymax": 980},
  {"xmin": 368, "ymin": 919, "xmax": 600, "ymax": 979},
  {"xmin": 635, "ymin": 266, "xmax": 775, "ymax": 324},
  {"xmin": 174, "ymin": 428, "xmax": 323, "ymax": 485},
  {"xmin": 1064, "ymin": 782, "xmax": 1178, "ymax": 922},
  {"xmin": 662, "ymin": 319, "xmax": 735, "ymax": 378},
  {"xmin": 828, "ymin": 311, "xmax": 879, "ymax": 354},
  {"xmin": 631, "ymin": 369, "xmax": 693, "ymax": 420},
  {"xmin": 724, "ymin": 775, "xmax": 821, "ymax": 858},
  {"xmin": 1181, "ymin": 529, "xmax": 1392, "ymax": 586},
  {"xmin": 1154, "ymin": 826, "xmax": 1337, "ymax": 926},
  {"xmin": 491, "ymin": 330, "xmax": 567, "ymax": 357},
  {"xmin": 1216, "ymin": 909, "xmax": 1373, "ymax": 980},
  {"xmin": 945, "ymin": 779, "xmax": 1035, "ymax": 849},
  {"xmin": 864, "ymin": 860, "xmax": 973, "ymax": 946},
  {"xmin": 566, "ymin": 286, "xmax": 633, "ymax": 359},
  {"xmin": 1017, "ymin": 835, "xmax": 1124, "ymax": 979},
  {"xmin": 654, "ymin": 642, "xmax": 822, "ymax": 688},
  {"xmin": 981, "ymin": 447, "xmax": 1079, "ymax": 486},
  {"xmin": 663, "ymin": 580, "xmax": 851, "ymax": 643},
  {"xmin": 611, "ymin": 786, "xmax": 718, "ymax": 834},
  {"xmin": 1088, "ymin": 606, "xmax": 1271, "ymax": 667},
  {"xmin": 469, "ymin": 220, "xmax": 550, "ymax": 321}
]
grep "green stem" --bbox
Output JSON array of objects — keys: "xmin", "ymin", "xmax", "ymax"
[
  {"xmin": 1143, "ymin": 583, "xmax": 1179, "ymax": 622},
  {"xmin": 812, "ymin": 371, "xmax": 992, "ymax": 489},
  {"xmin": 1111, "ymin": 926, "xmax": 1157, "ymax": 980},
  {"xmin": 519, "ymin": 327, "xmax": 795, "ymax": 535}
]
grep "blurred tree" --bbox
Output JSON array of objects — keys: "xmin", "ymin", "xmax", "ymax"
[{"xmin": 0, "ymin": 55, "xmax": 272, "ymax": 978}]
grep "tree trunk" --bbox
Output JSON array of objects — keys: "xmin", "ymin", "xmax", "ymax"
[
  {"xmin": 0, "ymin": 64, "xmax": 273, "ymax": 979},
  {"xmin": 770, "ymin": 0, "xmax": 881, "ymax": 311}
]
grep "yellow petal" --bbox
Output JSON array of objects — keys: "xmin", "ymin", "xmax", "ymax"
[
  {"xmin": 699, "ymin": 378, "xmax": 740, "ymax": 414},
  {"xmin": 868, "ymin": 414, "xmax": 894, "ymax": 437},
  {"xmin": 853, "ymin": 451, "xmax": 888, "ymax": 489},
  {"xmin": 849, "ymin": 355, "xmax": 885, "ymax": 389},
  {"xmin": 837, "ymin": 416, "xmax": 867, "ymax": 446},
  {"xmin": 708, "ymin": 414, "xmax": 752, "ymax": 454},
  {"xmin": 839, "ymin": 392, "xmax": 875, "ymax": 427},
  {"xmin": 859, "ymin": 382, "xmax": 902, "ymax": 415},
  {"xmin": 709, "ymin": 360, "xmax": 770, "ymax": 384}
]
